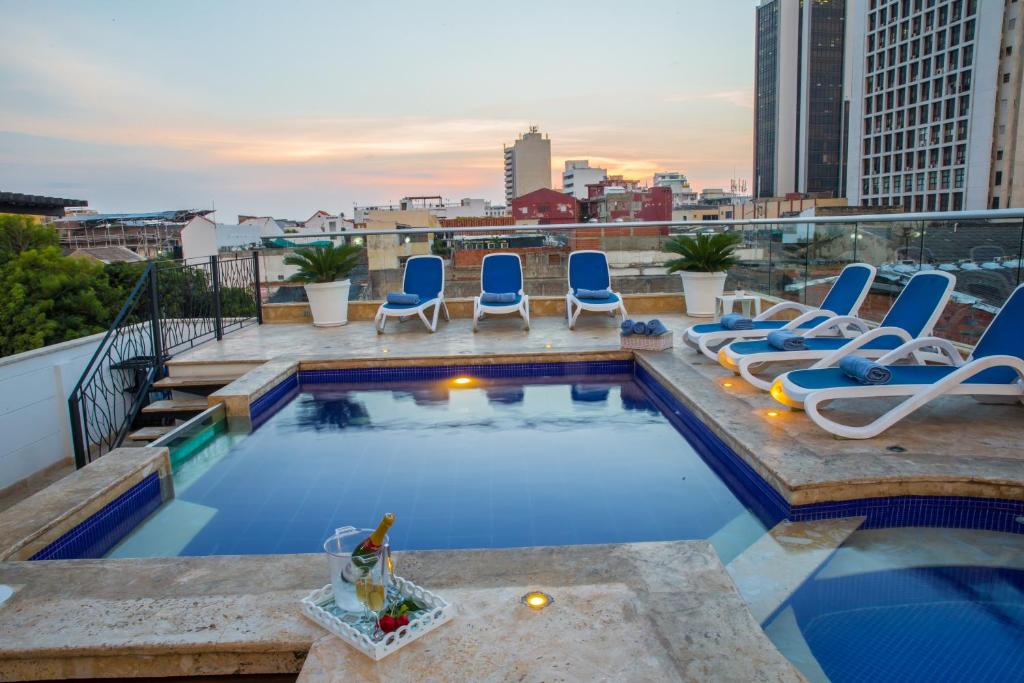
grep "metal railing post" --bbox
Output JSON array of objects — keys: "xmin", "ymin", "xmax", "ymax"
[
  {"xmin": 68, "ymin": 394, "xmax": 87, "ymax": 468},
  {"xmin": 149, "ymin": 265, "xmax": 163, "ymax": 370},
  {"xmin": 252, "ymin": 250, "xmax": 263, "ymax": 324},
  {"xmin": 211, "ymin": 255, "xmax": 223, "ymax": 341}
]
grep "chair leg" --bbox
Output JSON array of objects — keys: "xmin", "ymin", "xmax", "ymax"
[
  {"xmin": 565, "ymin": 295, "xmax": 573, "ymax": 326},
  {"xmin": 375, "ymin": 311, "xmax": 386, "ymax": 334},
  {"xmin": 569, "ymin": 305, "xmax": 583, "ymax": 330},
  {"xmin": 441, "ymin": 300, "xmax": 450, "ymax": 321},
  {"xmin": 472, "ymin": 301, "xmax": 480, "ymax": 332},
  {"xmin": 430, "ymin": 302, "xmax": 441, "ymax": 332},
  {"xmin": 522, "ymin": 299, "xmax": 531, "ymax": 331}
]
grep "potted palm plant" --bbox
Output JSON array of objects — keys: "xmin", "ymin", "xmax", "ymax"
[
  {"xmin": 284, "ymin": 243, "xmax": 363, "ymax": 327},
  {"xmin": 664, "ymin": 232, "xmax": 742, "ymax": 317}
]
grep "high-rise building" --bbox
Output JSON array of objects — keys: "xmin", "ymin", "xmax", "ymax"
[
  {"xmin": 844, "ymin": 0, "xmax": 1007, "ymax": 211},
  {"xmin": 754, "ymin": 0, "xmax": 848, "ymax": 199},
  {"xmin": 562, "ymin": 160, "xmax": 607, "ymax": 200},
  {"xmin": 504, "ymin": 127, "xmax": 552, "ymax": 203}
]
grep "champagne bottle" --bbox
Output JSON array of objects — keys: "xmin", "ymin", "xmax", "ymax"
[{"xmin": 341, "ymin": 513, "xmax": 394, "ymax": 582}]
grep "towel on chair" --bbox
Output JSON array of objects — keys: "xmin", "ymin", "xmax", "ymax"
[
  {"xmin": 720, "ymin": 313, "xmax": 754, "ymax": 330},
  {"xmin": 386, "ymin": 292, "xmax": 420, "ymax": 305},
  {"xmin": 481, "ymin": 292, "xmax": 517, "ymax": 304},
  {"xmin": 631, "ymin": 321, "xmax": 649, "ymax": 336},
  {"xmin": 576, "ymin": 288, "xmax": 612, "ymax": 299},
  {"xmin": 620, "ymin": 319, "xmax": 636, "ymax": 336},
  {"xmin": 646, "ymin": 319, "xmax": 670, "ymax": 336},
  {"xmin": 767, "ymin": 330, "xmax": 806, "ymax": 351},
  {"xmin": 839, "ymin": 356, "xmax": 892, "ymax": 385}
]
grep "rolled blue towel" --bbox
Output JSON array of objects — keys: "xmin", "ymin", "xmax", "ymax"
[
  {"xmin": 720, "ymin": 313, "xmax": 754, "ymax": 330},
  {"xmin": 646, "ymin": 319, "xmax": 670, "ymax": 336},
  {"xmin": 767, "ymin": 330, "xmax": 806, "ymax": 351},
  {"xmin": 620, "ymin": 319, "xmax": 635, "ymax": 336},
  {"xmin": 481, "ymin": 291, "xmax": 516, "ymax": 304},
  {"xmin": 386, "ymin": 292, "xmax": 420, "ymax": 305},
  {"xmin": 576, "ymin": 288, "xmax": 612, "ymax": 299},
  {"xmin": 840, "ymin": 356, "xmax": 892, "ymax": 385},
  {"xmin": 632, "ymin": 321, "xmax": 649, "ymax": 336}
]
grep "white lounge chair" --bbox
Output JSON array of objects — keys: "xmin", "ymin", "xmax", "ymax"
[
  {"xmin": 719, "ymin": 270, "xmax": 956, "ymax": 390},
  {"xmin": 770, "ymin": 283, "xmax": 1024, "ymax": 439},
  {"xmin": 565, "ymin": 250, "xmax": 627, "ymax": 329},
  {"xmin": 374, "ymin": 255, "xmax": 449, "ymax": 333},
  {"xmin": 683, "ymin": 263, "xmax": 877, "ymax": 360},
  {"xmin": 473, "ymin": 253, "xmax": 530, "ymax": 331}
]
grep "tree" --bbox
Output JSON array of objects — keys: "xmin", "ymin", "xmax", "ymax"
[
  {"xmin": 0, "ymin": 214, "xmax": 59, "ymax": 265},
  {"xmin": 0, "ymin": 247, "xmax": 124, "ymax": 356}
]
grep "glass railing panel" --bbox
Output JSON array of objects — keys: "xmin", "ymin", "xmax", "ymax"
[
  {"xmin": 919, "ymin": 217, "xmax": 1022, "ymax": 344},
  {"xmin": 792, "ymin": 222, "xmax": 860, "ymax": 313}
]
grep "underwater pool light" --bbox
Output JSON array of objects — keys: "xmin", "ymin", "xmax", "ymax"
[{"xmin": 452, "ymin": 376, "xmax": 473, "ymax": 386}]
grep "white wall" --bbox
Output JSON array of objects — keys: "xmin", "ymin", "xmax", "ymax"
[
  {"xmin": 0, "ymin": 333, "xmax": 105, "ymax": 489},
  {"xmin": 180, "ymin": 216, "xmax": 218, "ymax": 261}
]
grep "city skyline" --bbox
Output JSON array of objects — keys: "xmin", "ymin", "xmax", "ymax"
[{"xmin": 0, "ymin": 0, "xmax": 755, "ymax": 220}]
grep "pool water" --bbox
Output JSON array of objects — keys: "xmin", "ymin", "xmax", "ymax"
[
  {"xmin": 765, "ymin": 528, "xmax": 1024, "ymax": 683},
  {"xmin": 110, "ymin": 373, "xmax": 774, "ymax": 559}
]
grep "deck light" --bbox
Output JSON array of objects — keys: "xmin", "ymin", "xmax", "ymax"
[
  {"xmin": 521, "ymin": 591, "xmax": 552, "ymax": 610},
  {"xmin": 766, "ymin": 410, "xmax": 780, "ymax": 418},
  {"xmin": 381, "ymin": 347, "xmax": 389, "ymax": 354},
  {"xmin": 722, "ymin": 381, "xmax": 734, "ymax": 388},
  {"xmin": 544, "ymin": 343, "xmax": 552, "ymax": 349}
]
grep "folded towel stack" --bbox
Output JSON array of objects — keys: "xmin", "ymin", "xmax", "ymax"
[
  {"xmin": 481, "ymin": 292, "xmax": 517, "ymax": 304},
  {"xmin": 767, "ymin": 330, "xmax": 806, "ymax": 351},
  {"xmin": 839, "ymin": 356, "xmax": 892, "ymax": 385},
  {"xmin": 620, "ymin": 319, "xmax": 670, "ymax": 337},
  {"xmin": 386, "ymin": 292, "xmax": 420, "ymax": 305},
  {"xmin": 576, "ymin": 288, "xmax": 612, "ymax": 299},
  {"xmin": 719, "ymin": 313, "xmax": 754, "ymax": 330}
]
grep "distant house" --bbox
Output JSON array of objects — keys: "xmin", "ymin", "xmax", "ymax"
[
  {"xmin": 511, "ymin": 188, "xmax": 581, "ymax": 225},
  {"xmin": 69, "ymin": 246, "xmax": 146, "ymax": 264},
  {"xmin": 180, "ymin": 216, "xmax": 283, "ymax": 260}
]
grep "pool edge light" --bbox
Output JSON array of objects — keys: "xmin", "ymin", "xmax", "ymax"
[
  {"xmin": 452, "ymin": 376, "xmax": 473, "ymax": 387},
  {"xmin": 521, "ymin": 591, "xmax": 553, "ymax": 610}
]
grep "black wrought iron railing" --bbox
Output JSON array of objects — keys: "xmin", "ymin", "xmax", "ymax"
[{"xmin": 68, "ymin": 252, "xmax": 260, "ymax": 467}]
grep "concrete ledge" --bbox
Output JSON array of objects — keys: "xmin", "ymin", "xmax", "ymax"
[
  {"xmin": 0, "ymin": 542, "xmax": 802, "ymax": 681},
  {"xmin": 0, "ymin": 447, "xmax": 171, "ymax": 561}
]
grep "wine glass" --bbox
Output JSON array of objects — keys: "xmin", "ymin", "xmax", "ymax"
[{"xmin": 354, "ymin": 547, "xmax": 390, "ymax": 638}]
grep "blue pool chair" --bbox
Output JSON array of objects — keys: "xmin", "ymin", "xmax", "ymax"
[
  {"xmin": 771, "ymin": 283, "xmax": 1024, "ymax": 439},
  {"xmin": 720, "ymin": 270, "xmax": 956, "ymax": 390},
  {"xmin": 565, "ymin": 250, "xmax": 627, "ymax": 329},
  {"xmin": 473, "ymin": 253, "xmax": 530, "ymax": 332},
  {"xmin": 374, "ymin": 255, "xmax": 450, "ymax": 333},
  {"xmin": 684, "ymin": 263, "xmax": 877, "ymax": 360}
]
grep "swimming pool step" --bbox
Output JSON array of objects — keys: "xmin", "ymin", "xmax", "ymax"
[
  {"xmin": 141, "ymin": 399, "xmax": 210, "ymax": 417},
  {"xmin": 126, "ymin": 425, "xmax": 175, "ymax": 442},
  {"xmin": 725, "ymin": 516, "xmax": 865, "ymax": 624},
  {"xmin": 152, "ymin": 375, "xmax": 239, "ymax": 390}
]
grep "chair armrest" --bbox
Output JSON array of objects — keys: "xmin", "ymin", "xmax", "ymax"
[
  {"xmin": 782, "ymin": 308, "xmax": 838, "ymax": 330},
  {"xmin": 809, "ymin": 327, "xmax": 915, "ymax": 368},
  {"xmin": 875, "ymin": 337, "xmax": 965, "ymax": 366},
  {"xmin": 755, "ymin": 300, "xmax": 812, "ymax": 321},
  {"xmin": 803, "ymin": 315, "xmax": 871, "ymax": 338}
]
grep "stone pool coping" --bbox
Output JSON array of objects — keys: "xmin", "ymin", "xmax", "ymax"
[{"xmin": 0, "ymin": 541, "xmax": 803, "ymax": 681}]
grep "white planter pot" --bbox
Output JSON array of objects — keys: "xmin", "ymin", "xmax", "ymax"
[
  {"xmin": 680, "ymin": 271, "xmax": 727, "ymax": 317},
  {"xmin": 304, "ymin": 279, "xmax": 351, "ymax": 327}
]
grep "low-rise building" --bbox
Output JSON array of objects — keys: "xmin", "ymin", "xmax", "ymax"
[
  {"xmin": 583, "ymin": 185, "xmax": 672, "ymax": 223},
  {"xmin": 511, "ymin": 188, "xmax": 581, "ymax": 225},
  {"xmin": 563, "ymin": 160, "xmax": 608, "ymax": 200},
  {"xmin": 653, "ymin": 172, "xmax": 699, "ymax": 207}
]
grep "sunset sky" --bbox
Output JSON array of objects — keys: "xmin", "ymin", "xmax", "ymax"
[{"xmin": 0, "ymin": 0, "xmax": 755, "ymax": 221}]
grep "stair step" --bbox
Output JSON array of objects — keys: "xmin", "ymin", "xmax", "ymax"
[
  {"xmin": 153, "ymin": 375, "xmax": 239, "ymax": 389},
  {"xmin": 141, "ymin": 399, "xmax": 210, "ymax": 416},
  {"xmin": 127, "ymin": 425, "xmax": 175, "ymax": 442},
  {"xmin": 726, "ymin": 516, "xmax": 865, "ymax": 623}
]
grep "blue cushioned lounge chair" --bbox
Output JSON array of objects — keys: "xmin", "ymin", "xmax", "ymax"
[
  {"xmin": 683, "ymin": 263, "xmax": 877, "ymax": 360},
  {"xmin": 565, "ymin": 250, "xmax": 627, "ymax": 329},
  {"xmin": 770, "ymin": 283, "xmax": 1024, "ymax": 439},
  {"xmin": 719, "ymin": 270, "xmax": 956, "ymax": 390},
  {"xmin": 374, "ymin": 255, "xmax": 449, "ymax": 333},
  {"xmin": 473, "ymin": 253, "xmax": 530, "ymax": 332}
]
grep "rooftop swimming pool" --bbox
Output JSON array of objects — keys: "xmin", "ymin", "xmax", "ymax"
[{"xmin": 109, "ymin": 362, "xmax": 779, "ymax": 561}]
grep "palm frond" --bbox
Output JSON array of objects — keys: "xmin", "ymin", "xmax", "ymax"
[
  {"xmin": 663, "ymin": 232, "xmax": 742, "ymax": 273},
  {"xmin": 284, "ymin": 243, "xmax": 363, "ymax": 283}
]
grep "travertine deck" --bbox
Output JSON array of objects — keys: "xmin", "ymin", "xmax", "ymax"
[
  {"xmin": 0, "ymin": 542, "xmax": 802, "ymax": 681},
  {"xmin": 171, "ymin": 315, "xmax": 1024, "ymax": 504}
]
